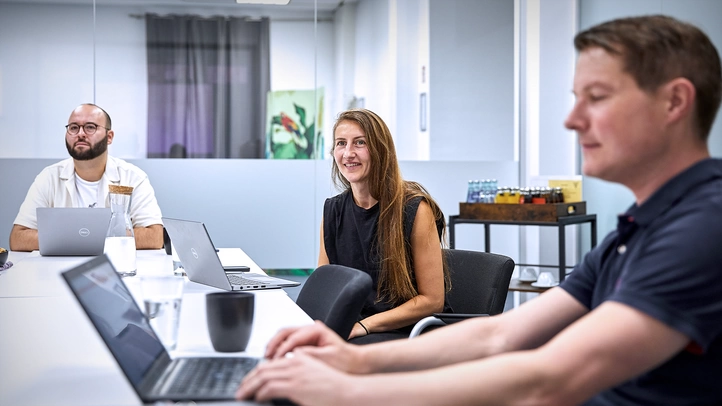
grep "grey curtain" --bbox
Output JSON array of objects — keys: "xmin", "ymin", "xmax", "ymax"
[{"xmin": 145, "ymin": 14, "xmax": 270, "ymax": 158}]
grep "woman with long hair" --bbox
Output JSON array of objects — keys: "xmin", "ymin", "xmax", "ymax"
[{"xmin": 319, "ymin": 108, "xmax": 451, "ymax": 344}]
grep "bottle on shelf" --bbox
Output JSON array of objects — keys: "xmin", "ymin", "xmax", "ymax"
[
  {"xmin": 495, "ymin": 186, "xmax": 506, "ymax": 204},
  {"xmin": 466, "ymin": 180, "xmax": 475, "ymax": 203},
  {"xmin": 506, "ymin": 187, "xmax": 520, "ymax": 204},
  {"xmin": 479, "ymin": 179, "xmax": 488, "ymax": 203},
  {"xmin": 552, "ymin": 187, "xmax": 565, "ymax": 203}
]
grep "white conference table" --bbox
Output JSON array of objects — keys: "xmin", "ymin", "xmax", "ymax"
[{"xmin": 0, "ymin": 249, "xmax": 313, "ymax": 406}]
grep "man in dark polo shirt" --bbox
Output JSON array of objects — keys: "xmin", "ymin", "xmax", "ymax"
[{"xmin": 235, "ymin": 15, "xmax": 722, "ymax": 406}]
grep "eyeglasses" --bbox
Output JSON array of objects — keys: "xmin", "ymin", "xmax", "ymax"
[{"xmin": 65, "ymin": 123, "xmax": 109, "ymax": 135}]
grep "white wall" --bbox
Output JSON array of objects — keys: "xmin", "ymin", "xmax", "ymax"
[
  {"xmin": 0, "ymin": 3, "xmax": 95, "ymax": 159},
  {"xmin": 331, "ymin": 2, "xmax": 358, "ymax": 159},
  {"xmin": 333, "ymin": 0, "xmax": 432, "ymax": 160},
  {"xmin": 352, "ymin": 0, "xmax": 395, "ymax": 132},
  {"xmin": 95, "ymin": 7, "xmax": 149, "ymax": 159},
  {"xmin": 429, "ymin": 0, "xmax": 516, "ymax": 161},
  {"xmin": 394, "ymin": 0, "xmax": 429, "ymax": 160}
]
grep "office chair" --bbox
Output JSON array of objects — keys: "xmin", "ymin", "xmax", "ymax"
[
  {"xmin": 409, "ymin": 249, "xmax": 515, "ymax": 338},
  {"xmin": 169, "ymin": 143, "xmax": 188, "ymax": 158},
  {"xmin": 295, "ymin": 264, "xmax": 372, "ymax": 338},
  {"xmin": 163, "ymin": 227, "xmax": 172, "ymax": 255}
]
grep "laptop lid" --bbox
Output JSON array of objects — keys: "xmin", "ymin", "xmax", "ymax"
[
  {"xmin": 61, "ymin": 255, "xmax": 172, "ymax": 397},
  {"xmin": 62, "ymin": 255, "xmax": 262, "ymax": 402},
  {"xmin": 162, "ymin": 217, "xmax": 299, "ymax": 291},
  {"xmin": 37, "ymin": 207, "xmax": 111, "ymax": 256}
]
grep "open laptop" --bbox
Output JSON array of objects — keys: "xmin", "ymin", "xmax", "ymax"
[
  {"xmin": 37, "ymin": 207, "xmax": 111, "ymax": 256},
  {"xmin": 162, "ymin": 217, "xmax": 300, "ymax": 291},
  {"xmin": 61, "ymin": 255, "xmax": 260, "ymax": 402}
]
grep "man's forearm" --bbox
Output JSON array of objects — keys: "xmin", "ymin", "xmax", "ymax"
[
  {"xmin": 360, "ymin": 316, "xmax": 507, "ymax": 374},
  {"xmin": 353, "ymin": 348, "xmax": 561, "ymax": 406},
  {"xmin": 133, "ymin": 224, "xmax": 164, "ymax": 250},
  {"xmin": 9, "ymin": 225, "xmax": 39, "ymax": 252}
]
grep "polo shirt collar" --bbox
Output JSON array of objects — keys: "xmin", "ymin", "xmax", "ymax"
[{"xmin": 625, "ymin": 158, "xmax": 722, "ymax": 227}]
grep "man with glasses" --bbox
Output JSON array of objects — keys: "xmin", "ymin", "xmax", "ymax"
[{"xmin": 9, "ymin": 103, "xmax": 163, "ymax": 251}]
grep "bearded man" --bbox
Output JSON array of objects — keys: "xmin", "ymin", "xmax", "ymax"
[{"xmin": 9, "ymin": 103, "xmax": 163, "ymax": 251}]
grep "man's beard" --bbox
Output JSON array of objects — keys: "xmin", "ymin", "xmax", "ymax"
[{"xmin": 66, "ymin": 134, "xmax": 108, "ymax": 161}]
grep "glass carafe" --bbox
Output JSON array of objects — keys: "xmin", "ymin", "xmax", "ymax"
[{"xmin": 104, "ymin": 185, "xmax": 137, "ymax": 277}]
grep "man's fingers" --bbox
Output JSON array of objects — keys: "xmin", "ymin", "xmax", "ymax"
[
  {"xmin": 272, "ymin": 323, "xmax": 329, "ymax": 359},
  {"xmin": 265, "ymin": 327, "xmax": 301, "ymax": 358},
  {"xmin": 237, "ymin": 358, "xmax": 294, "ymax": 400}
]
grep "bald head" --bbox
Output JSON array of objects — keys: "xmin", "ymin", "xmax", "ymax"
[{"xmin": 70, "ymin": 104, "xmax": 112, "ymax": 129}]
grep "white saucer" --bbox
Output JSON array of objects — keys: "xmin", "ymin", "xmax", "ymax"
[
  {"xmin": 531, "ymin": 282, "xmax": 558, "ymax": 288},
  {"xmin": 518, "ymin": 277, "xmax": 537, "ymax": 283}
]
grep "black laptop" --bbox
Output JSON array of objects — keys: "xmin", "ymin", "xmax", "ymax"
[{"xmin": 61, "ymin": 255, "xmax": 260, "ymax": 402}]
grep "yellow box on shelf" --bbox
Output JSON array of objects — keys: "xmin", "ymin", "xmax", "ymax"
[{"xmin": 548, "ymin": 179, "xmax": 583, "ymax": 203}]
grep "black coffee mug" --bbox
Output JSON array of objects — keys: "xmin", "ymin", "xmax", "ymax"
[
  {"xmin": 206, "ymin": 292, "xmax": 254, "ymax": 352},
  {"xmin": 0, "ymin": 248, "xmax": 8, "ymax": 267}
]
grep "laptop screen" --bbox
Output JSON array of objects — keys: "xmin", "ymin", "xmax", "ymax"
[{"xmin": 62, "ymin": 256, "xmax": 166, "ymax": 387}]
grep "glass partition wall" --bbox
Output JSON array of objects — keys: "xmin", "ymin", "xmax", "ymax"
[
  {"xmin": 0, "ymin": 0, "xmax": 329, "ymax": 160},
  {"xmin": 0, "ymin": 0, "xmax": 516, "ymax": 163}
]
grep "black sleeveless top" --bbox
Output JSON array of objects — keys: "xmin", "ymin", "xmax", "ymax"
[{"xmin": 323, "ymin": 190, "xmax": 451, "ymax": 330}]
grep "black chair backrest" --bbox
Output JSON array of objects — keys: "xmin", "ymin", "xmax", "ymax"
[
  {"xmin": 295, "ymin": 264, "xmax": 372, "ymax": 338},
  {"xmin": 444, "ymin": 249, "xmax": 515, "ymax": 315}
]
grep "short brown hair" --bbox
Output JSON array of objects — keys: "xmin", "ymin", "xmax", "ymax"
[{"xmin": 574, "ymin": 15, "xmax": 721, "ymax": 141}]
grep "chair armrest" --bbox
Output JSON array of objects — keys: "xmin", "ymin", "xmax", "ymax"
[
  {"xmin": 408, "ymin": 316, "xmax": 447, "ymax": 339},
  {"xmin": 432, "ymin": 313, "xmax": 489, "ymax": 324},
  {"xmin": 409, "ymin": 313, "xmax": 490, "ymax": 339}
]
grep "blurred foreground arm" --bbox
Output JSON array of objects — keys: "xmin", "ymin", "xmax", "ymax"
[{"xmin": 240, "ymin": 298, "xmax": 688, "ymax": 405}]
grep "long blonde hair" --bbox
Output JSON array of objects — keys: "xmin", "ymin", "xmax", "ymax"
[{"xmin": 331, "ymin": 109, "xmax": 450, "ymax": 305}]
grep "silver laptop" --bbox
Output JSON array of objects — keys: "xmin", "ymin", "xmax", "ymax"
[
  {"xmin": 37, "ymin": 207, "xmax": 111, "ymax": 256},
  {"xmin": 61, "ymin": 255, "xmax": 260, "ymax": 402},
  {"xmin": 162, "ymin": 217, "xmax": 300, "ymax": 291}
]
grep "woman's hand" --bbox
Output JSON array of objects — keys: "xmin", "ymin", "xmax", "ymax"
[{"xmin": 347, "ymin": 321, "xmax": 369, "ymax": 339}]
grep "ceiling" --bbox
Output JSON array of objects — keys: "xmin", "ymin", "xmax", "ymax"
[{"xmin": 0, "ymin": 0, "xmax": 351, "ymax": 12}]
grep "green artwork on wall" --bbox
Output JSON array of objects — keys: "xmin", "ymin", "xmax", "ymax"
[{"xmin": 266, "ymin": 89, "xmax": 324, "ymax": 159}]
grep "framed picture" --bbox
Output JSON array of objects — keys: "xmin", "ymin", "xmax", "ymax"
[{"xmin": 266, "ymin": 89, "xmax": 324, "ymax": 159}]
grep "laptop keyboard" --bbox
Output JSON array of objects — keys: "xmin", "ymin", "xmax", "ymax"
[
  {"xmin": 167, "ymin": 357, "xmax": 258, "ymax": 397},
  {"xmin": 227, "ymin": 274, "xmax": 264, "ymax": 286}
]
